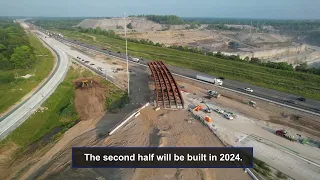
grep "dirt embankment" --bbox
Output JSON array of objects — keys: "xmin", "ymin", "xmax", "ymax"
[
  {"xmin": 0, "ymin": 78, "xmax": 109, "ymax": 180},
  {"xmin": 73, "ymin": 79, "xmax": 107, "ymax": 121},
  {"xmin": 32, "ymin": 107, "xmax": 249, "ymax": 180}
]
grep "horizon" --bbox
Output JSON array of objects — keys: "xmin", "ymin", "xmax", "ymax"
[
  {"xmin": 2, "ymin": 15, "xmax": 320, "ymax": 21},
  {"xmin": 0, "ymin": 0, "xmax": 319, "ymax": 20}
]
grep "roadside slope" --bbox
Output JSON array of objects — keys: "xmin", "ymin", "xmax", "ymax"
[{"xmin": 0, "ymin": 25, "xmax": 55, "ymax": 116}]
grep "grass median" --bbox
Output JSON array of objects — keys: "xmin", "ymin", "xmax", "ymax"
[
  {"xmin": 0, "ymin": 33, "xmax": 54, "ymax": 114},
  {"xmin": 59, "ymin": 29, "xmax": 320, "ymax": 100},
  {"xmin": 0, "ymin": 62, "xmax": 127, "ymax": 157}
]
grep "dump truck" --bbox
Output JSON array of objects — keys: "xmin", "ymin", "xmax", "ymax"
[
  {"xmin": 196, "ymin": 75, "xmax": 223, "ymax": 86},
  {"xmin": 276, "ymin": 129, "xmax": 297, "ymax": 142}
]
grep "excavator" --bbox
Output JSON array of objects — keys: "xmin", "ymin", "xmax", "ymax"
[{"xmin": 75, "ymin": 79, "xmax": 93, "ymax": 89}]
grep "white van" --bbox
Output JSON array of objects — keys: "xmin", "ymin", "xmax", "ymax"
[{"xmin": 132, "ymin": 58, "xmax": 140, "ymax": 62}]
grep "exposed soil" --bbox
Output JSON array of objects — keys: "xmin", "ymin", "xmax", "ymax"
[
  {"xmin": 73, "ymin": 79, "xmax": 108, "ymax": 121},
  {"xmin": 24, "ymin": 107, "xmax": 250, "ymax": 180},
  {"xmin": 0, "ymin": 77, "xmax": 109, "ymax": 180},
  {"xmin": 101, "ymin": 107, "xmax": 250, "ymax": 180}
]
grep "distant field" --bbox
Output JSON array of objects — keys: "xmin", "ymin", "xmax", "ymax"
[
  {"xmin": 59, "ymin": 30, "xmax": 320, "ymax": 100},
  {"xmin": 0, "ymin": 33, "xmax": 54, "ymax": 114}
]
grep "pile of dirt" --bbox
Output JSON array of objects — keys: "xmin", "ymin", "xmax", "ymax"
[
  {"xmin": 20, "ymin": 107, "xmax": 250, "ymax": 180},
  {"xmin": 100, "ymin": 107, "xmax": 250, "ymax": 180},
  {"xmin": 73, "ymin": 78, "xmax": 108, "ymax": 121},
  {"xmin": 77, "ymin": 17, "xmax": 164, "ymax": 32}
]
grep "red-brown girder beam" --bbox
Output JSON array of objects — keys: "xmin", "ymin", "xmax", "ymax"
[
  {"xmin": 154, "ymin": 61, "xmax": 171, "ymax": 107},
  {"xmin": 160, "ymin": 61, "xmax": 184, "ymax": 107},
  {"xmin": 148, "ymin": 62, "xmax": 160, "ymax": 107},
  {"xmin": 156, "ymin": 61, "xmax": 177, "ymax": 108},
  {"xmin": 149, "ymin": 62, "xmax": 166, "ymax": 107}
]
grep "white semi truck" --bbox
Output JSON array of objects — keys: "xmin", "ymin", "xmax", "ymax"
[{"xmin": 196, "ymin": 74, "xmax": 223, "ymax": 86}]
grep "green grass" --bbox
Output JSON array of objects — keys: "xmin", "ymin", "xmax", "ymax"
[
  {"xmin": 58, "ymin": 30, "xmax": 320, "ymax": 100},
  {"xmin": 0, "ymin": 33, "xmax": 54, "ymax": 114},
  {"xmin": 0, "ymin": 63, "xmax": 127, "ymax": 155},
  {"xmin": 0, "ymin": 67, "xmax": 79, "ymax": 151}
]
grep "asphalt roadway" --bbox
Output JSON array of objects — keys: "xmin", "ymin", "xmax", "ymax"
[
  {"xmin": 0, "ymin": 31, "xmax": 70, "ymax": 140},
  {"xmin": 47, "ymin": 35, "xmax": 320, "ymax": 116}
]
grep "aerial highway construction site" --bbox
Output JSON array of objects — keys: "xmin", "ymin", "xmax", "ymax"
[{"xmin": 1, "ymin": 21, "xmax": 320, "ymax": 180}]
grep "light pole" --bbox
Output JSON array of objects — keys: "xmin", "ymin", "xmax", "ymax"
[{"xmin": 124, "ymin": 13, "xmax": 129, "ymax": 95}]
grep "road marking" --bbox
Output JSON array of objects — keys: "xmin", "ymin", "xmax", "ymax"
[{"xmin": 59, "ymin": 39, "xmax": 320, "ymax": 117}]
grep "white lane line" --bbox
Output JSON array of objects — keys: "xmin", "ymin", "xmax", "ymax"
[{"xmin": 60, "ymin": 39, "xmax": 320, "ymax": 117}]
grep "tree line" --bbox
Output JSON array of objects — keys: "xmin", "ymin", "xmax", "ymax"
[
  {"xmin": 133, "ymin": 15, "xmax": 186, "ymax": 25},
  {"xmin": 206, "ymin": 24, "xmax": 241, "ymax": 31},
  {"xmin": 0, "ymin": 20, "xmax": 36, "ymax": 70},
  {"xmin": 26, "ymin": 19, "xmax": 83, "ymax": 30}
]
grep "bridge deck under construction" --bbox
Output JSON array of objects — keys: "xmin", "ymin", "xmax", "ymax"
[{"xmin": 148, "ymin": 61, "xmax": 184, "ymax": 109}]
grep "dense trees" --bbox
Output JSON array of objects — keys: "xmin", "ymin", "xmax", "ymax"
[
  {"xmin": 0, "ymin": 20, "xmax": 35, "ymax": 70},
  {"xmin": 77, "ymin": 27, "xmax": 122, "ymax": 39},
  {"xmin": 10, "ymin": 45, "xmax": 35, "ymax": 68},
  {"xmin": 135, "ymin": 15, "xmax": 185, "ymax": 25},
  {"xmin": 206, "ymin": 24, "xmax": 241, "ymax": 31},
  {"xmin": 25, "ymin": 18, "xmax": 83, "ymax": 30},
  {"xmin": 126, "ymin": 23, "xmax": 133, "ymax": 29}
]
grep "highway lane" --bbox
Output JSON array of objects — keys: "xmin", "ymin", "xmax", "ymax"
[
  {"xmin": 50, "ymin": 35, "xmax": 320, "ymax": 116},
  {"xmin": 0, "ymin": 32, "xmax": 70, "ymax": 140}
]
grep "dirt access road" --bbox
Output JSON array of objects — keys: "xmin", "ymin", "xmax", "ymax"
[
  {"xmin": 27, "ymin": 107, "xmax": 251, "ymax": 180},
  {"xmin": 179, "ymin": 82, "xmax": 320, "ymax": 180}
]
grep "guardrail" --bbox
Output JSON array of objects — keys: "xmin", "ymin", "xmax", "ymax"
[
  {"xmin": 57, "ymin": 37, "xmax": 320, "ymax": 117},
  {"xmin": 189, "ymin": 107, "xmax": 259, "ymax": 180},
  {"xmin": 0, "ymin": 36, "xmax": 69, "ymax": 140},
  {"xmin": 0, "ymin": 36, "xmax": 61, "ymax": 122}
]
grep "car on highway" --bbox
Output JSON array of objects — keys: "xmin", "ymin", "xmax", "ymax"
[
  {"xmin": 286, "ymin": 100, "xmax": 298, "ymax": 104},
  {"xmin": 224, "ymin": 113, "xmax": 234, "ymax": 120},
  {"xmin": 117, "ymin": 51, "xmax": 121, "ymax": 53},
  {"xmin": 244, "ymin": 88, "xmax": 253, "ymax": 92},
  {"xmin": 296, "ymin": 97, "xmax": 306, "ymax": 102},
  {"xmin": 218, "ymin": 77, "xmax": 225, "ymax": 80},
  {"xmin": 214, "ymin": 109, "xmax": 224, "ymax": 114}
]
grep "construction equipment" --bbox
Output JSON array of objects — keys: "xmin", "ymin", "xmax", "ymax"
[
  {"xmin": 249, "ymin": 101, "xmax": 256, "ymax": 107},
  {"xmin": 204, "ymin": 116, "xmax": 212, "ymax": 122},
  {"xmin": 276, "ymin": 129, "xmax": 297, "ymax": 142},
  {"xmin": 207, "ymin": 90, "xmax": 221, "ymax": 99},
  {"xmin": 75, "ymin": 80, "xmax": 93, "ymax": 88},
  {"xmin": 194, "ymin": 105, "xmax": 202, "ymax": 111}
]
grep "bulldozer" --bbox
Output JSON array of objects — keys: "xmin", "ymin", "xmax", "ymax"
[{"xmin": 75, "ymin": 79, "xmax": 93, "ymax": 89}]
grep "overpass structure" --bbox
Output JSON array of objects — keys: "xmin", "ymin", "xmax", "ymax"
[{"xmin": 148, "ymin": 61, "xmax": 184, "ymax": 109}]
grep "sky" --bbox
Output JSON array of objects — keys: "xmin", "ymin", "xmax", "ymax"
[{"xmin": 0, "ymin": 0, "xmax": 320, "ymax": 20}]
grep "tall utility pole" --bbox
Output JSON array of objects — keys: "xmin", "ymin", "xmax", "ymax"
[{"xmin": 124, "ymin": 13, "xmax": 129, "ymax": 95}]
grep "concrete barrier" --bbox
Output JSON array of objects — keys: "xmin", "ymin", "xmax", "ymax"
[
  {"xmin": 109, "ymin": 102, "xmax": 149, "ymax": 136},
  {"xmin": 190, "ymin": 111, "xmax": 259, "ymax": 180},
  {"xmin": 245, "ymin": 168, "xmax": 259, "ymax": 180}
]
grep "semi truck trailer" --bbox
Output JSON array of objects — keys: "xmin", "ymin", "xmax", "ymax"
[{"xmin": 196, "ymin": 75, "xmax": 223, "ymax": 86}]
